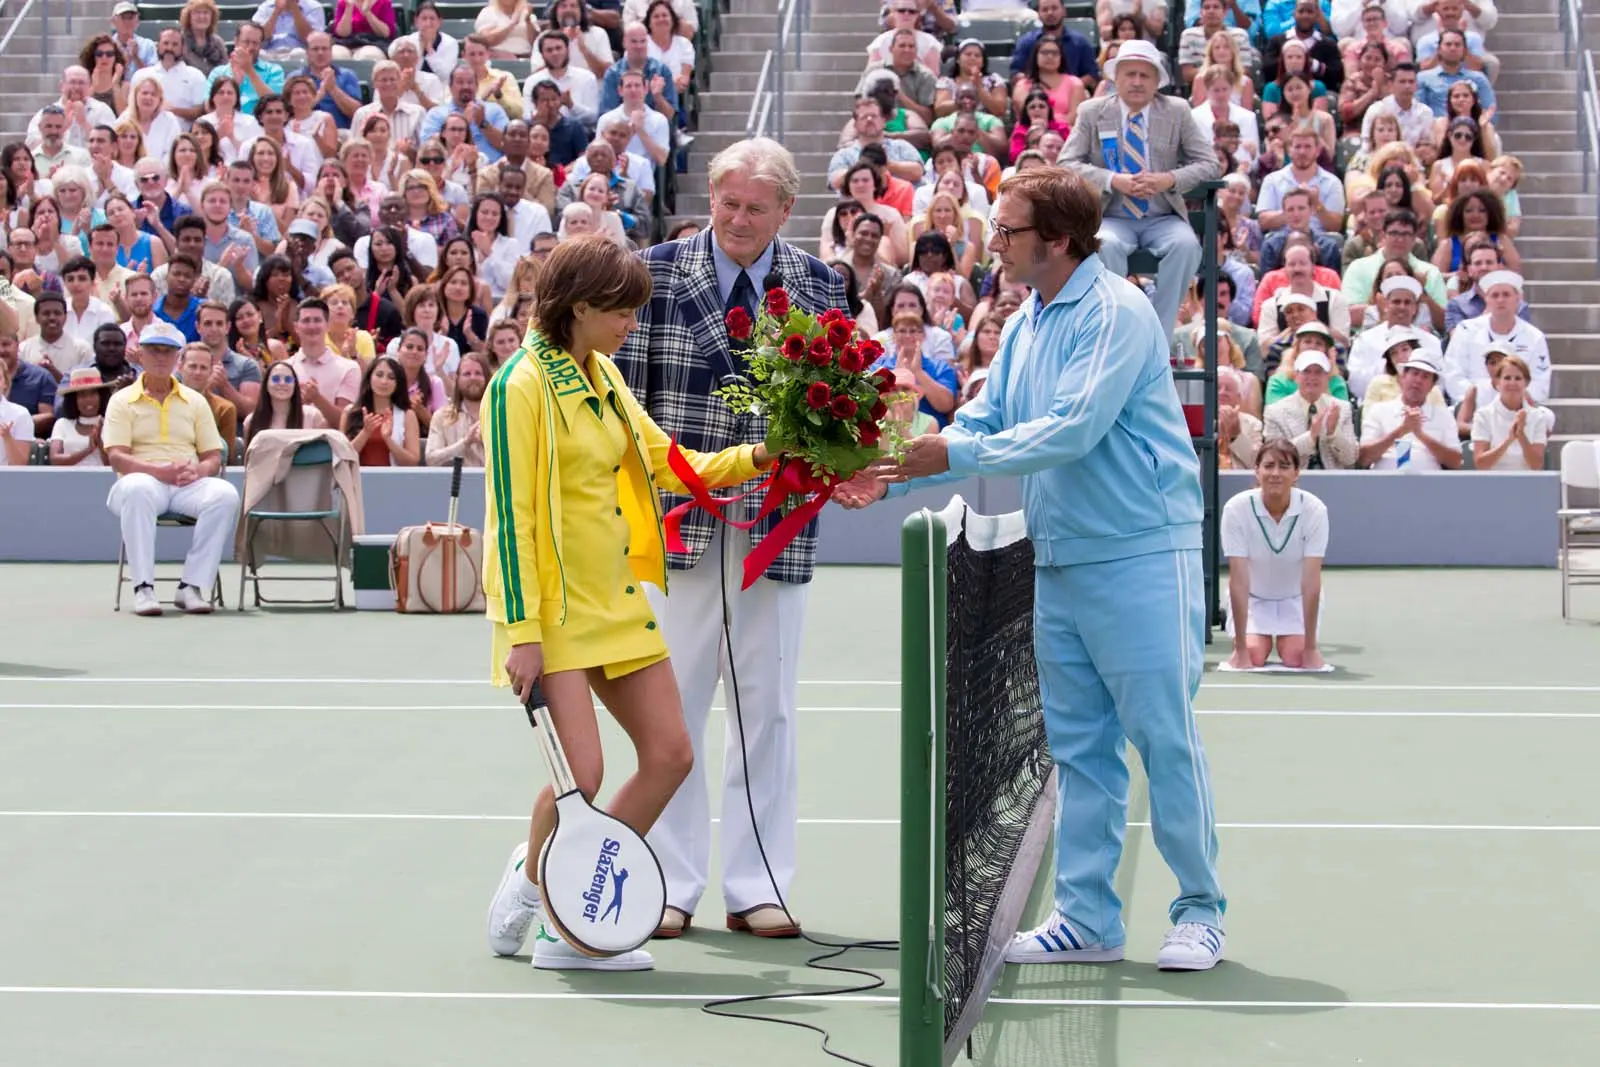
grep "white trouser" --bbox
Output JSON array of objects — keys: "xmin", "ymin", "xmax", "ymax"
[
  {"xmin": 108, "ymin": 473, "xmax": 241, "ymax": 590},
  {"xmin": 644, "ymin": 526, "xmax": 807, "ymax": 917}
]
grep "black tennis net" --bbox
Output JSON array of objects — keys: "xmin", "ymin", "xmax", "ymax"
[{"xmin": 940, "ymin": 503, "xmax": 1055, "ymax": 1056}]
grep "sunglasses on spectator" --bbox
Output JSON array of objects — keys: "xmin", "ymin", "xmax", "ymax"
[
  {"xmin": 420, "ymin": 155, "xmax": 446, "ymax": 164},
  {"xmin": 138, "ymin": 174, "xmax": 163, "ymax": 183},
  {"xmin": 95, "ymin": 49, "xmax": 117, "ymax": 58}
]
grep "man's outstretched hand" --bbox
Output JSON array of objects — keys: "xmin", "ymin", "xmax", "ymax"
[
  {"xmin": 882, "ymin": 434, "xmax": 950, "ymax": 481},
  {"xmin": 833, "ymin": 469, "xmax": 888, "ymax": 509}
]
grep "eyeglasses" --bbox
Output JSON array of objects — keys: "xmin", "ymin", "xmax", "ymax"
[
  {"xmin": 991, "ymin": 222, "xmax": 1036, "ymax": 245},
  {"xmin": 95, "ymin": 49, "xmax": 117, "ymax": 58},
  {"xmin": 420, "ymin": 155, "xmax": 446, "ymax": 164},
  {"xmin": 1383, "ymin": 228, "xmax": 1414, "ymax": 238},
  {"xmin": 1450, "ymin": 131, "xmax": 1474, "ymax": 141},
  {"xmin": 267, "ymin": 373, "xmax": 296, "ymax": 385},
  {"xmin": 138, "ymin": 174, "xmax": 163, "ymax": 183}
]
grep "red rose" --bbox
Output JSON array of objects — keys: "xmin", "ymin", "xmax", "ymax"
[
  {"xmin": 858, "ymin": 338, "xmax": 885, "ymax": 362},
  {"xmin": 826, "ymin": 321, "xmax": 852, "ymax": 349},
  {"xmin": 830, "ymin": 394, "xmax": 858, "ymax": 419},
  {"xmin": 873, "ymin": 367, "xmax": 897, "ymax": 394},
  {"xmin": 808, "ymin": 336, "xmax": 834, "ymax": 366},
  {"xmin": 859, "ymin": 423, "xmax": 882, "ymax": 447},
  {"xmin": 765, "ymin": 288, "xmax": 790, "ymax": 317},
  {"xmin": 781, "ymin": 334, "xmax": 806, "ymax": 360},
  {"xmin": 806, "ymin": 381, "xmax": 832, "ymax": 409},
  {"xmin": 869, "ymin": 399, "xmax": 888, "ymax": 421},
  {"xmin": 838, "ymin": 346, "xmax": 866, "ymax": 373},
  {"xmin": 725, "ymin": 306, "xmax": 752, "ymax": 341}
]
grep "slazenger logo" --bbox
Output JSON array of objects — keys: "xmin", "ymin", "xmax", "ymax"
[{"xmin": 582, "ymin": 837, "xmax": 628, "ymax": 924}]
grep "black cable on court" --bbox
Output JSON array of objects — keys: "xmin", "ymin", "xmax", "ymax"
[{"xmin": 693, "ymin": 534, "xmax": 899, "ymax": 1067}]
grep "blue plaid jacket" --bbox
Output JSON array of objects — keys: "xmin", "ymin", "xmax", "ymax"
[{"xmin": 613, "ymin": 229, "xmax": 847, "ymax": 585}]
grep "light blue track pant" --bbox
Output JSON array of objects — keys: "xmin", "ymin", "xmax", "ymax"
[{"xmin": 1034, "ymin": 547, "xmax": 1225, "ymax": 948}]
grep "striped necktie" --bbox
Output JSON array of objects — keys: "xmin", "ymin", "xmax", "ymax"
[{"xmin": 1121, "ymin": 111, "xmax": 1150, "ymax": 217}]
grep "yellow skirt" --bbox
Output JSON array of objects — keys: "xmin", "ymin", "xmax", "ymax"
[{"xmin": 488, "ymin": 587, "xmax": 670, "ymax": 688}]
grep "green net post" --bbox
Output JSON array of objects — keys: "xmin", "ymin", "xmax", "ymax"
[{"xmin": 900, "ymin": 510, "xmax": 947, "ymax": 1067}]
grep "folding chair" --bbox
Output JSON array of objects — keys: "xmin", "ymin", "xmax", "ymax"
[
  {"xmin": 1558, "ymin": 441, "xmax": 1600, "ymax": 620},
  {"xmin": 236, "ymin": 439, "xmax": 349, "ymax": 610},
  {"xmin": 114, "ymin": 513, "xmax": 227, "ymax": 611}
]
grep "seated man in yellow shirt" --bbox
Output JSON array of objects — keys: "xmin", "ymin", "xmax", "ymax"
[{"xmin": 103, "ymin": 322, "xmax": 242, "ymax": 617}]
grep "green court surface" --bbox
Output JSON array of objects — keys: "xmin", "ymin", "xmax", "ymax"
[{"xmin": 1, "ymin": 563, "xmax": 1599, "ymax": 1067}]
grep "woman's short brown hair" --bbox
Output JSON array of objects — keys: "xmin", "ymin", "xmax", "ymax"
[
  {"xmin": 995, "ymin": 169, "xmax": 1101, "ymax": 261},
  {"xmin": 1256, "ymin": 438, "xmax": 1301, "ymax": 470},
  {"xmin": 534, "ymin": 234, "xmax": 652, "ymax": 352}
]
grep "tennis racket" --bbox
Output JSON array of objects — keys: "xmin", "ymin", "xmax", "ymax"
[{"xmin": 523, "ymin": 682, "xmax": 667, "ymax": 956}]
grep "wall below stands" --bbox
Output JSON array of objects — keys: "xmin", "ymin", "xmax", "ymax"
[{"xmin": 0, "ymin": 467, "xmax": 1558, "ymax": 567}]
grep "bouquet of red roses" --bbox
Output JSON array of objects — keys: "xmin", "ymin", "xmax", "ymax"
[{"xmin": 663, "ymin": 287, "xmax": 899, "ymax": 588}]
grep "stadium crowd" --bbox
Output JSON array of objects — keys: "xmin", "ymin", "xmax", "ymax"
[
  {"xmin": 821, "ymin": 0, "xmax": 1555, "ymax": 473},
  {"xmin": 0, "ymin": 0, "xmax": 709, "ymax": 472}
]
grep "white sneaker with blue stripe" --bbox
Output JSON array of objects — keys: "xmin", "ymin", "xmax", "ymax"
[
  {"xmin": 1004, "ymin": 912, "xmax": 1124, "ymax": 965},
  {"xmin": 1156, "ymin": 922, "xmax": 1224, "ymax": 971}
]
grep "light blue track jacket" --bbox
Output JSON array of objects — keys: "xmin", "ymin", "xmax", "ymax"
[{"xmin": 896, "ymin": 254, "xmax": 1204, "ymax": 568}]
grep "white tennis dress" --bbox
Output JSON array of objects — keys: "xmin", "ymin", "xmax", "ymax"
[{"xmin": 1221, "ymin": 488, "xmax": 1329, "ymax": 636}]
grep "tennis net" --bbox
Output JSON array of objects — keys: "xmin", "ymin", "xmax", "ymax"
[{"xmin": 899, "ymin": 496, "xmax": 1056, "ymax": 1066}]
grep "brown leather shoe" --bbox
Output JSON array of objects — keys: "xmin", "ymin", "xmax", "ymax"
[
  {"xmin": 653, "ymin": 906, "xmax": 692, "ymax": 939},
  {"xmin": 726, "ymin": 904, "xmax": 801, "ymax": 938}
]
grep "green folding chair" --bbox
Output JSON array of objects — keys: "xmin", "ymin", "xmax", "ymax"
[{"xmin": 236, "ymin": 438, "xmax": 349, "ymax": 610}]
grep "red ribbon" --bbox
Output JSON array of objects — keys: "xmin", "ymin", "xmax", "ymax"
[{"xmin": 661, "ymin": 441, "xmax": 834, "ymax": 589}]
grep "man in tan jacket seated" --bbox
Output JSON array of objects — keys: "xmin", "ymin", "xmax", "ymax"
[{"xmin": 425, "ymin": 350, "xmax": 488, "ymax": 467}]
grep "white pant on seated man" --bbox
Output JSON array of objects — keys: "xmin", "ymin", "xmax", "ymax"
[
  {"xmin": 102, "ymin": 324, "xmax": 242, "ymax": 617},
  {"xmin": 109, "ymin": 474, "xmax": 240, "ymax": 612}
]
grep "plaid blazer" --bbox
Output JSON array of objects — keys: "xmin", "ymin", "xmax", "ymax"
[{"xmin": 613, "ymin": 229, "xmax": 847, "ymax": 585}]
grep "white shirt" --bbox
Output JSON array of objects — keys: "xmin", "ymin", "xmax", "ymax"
[
  {"xmin": 625, "ymin": 0, "xmax": 700, "ymax": 31},
  {"xmin": 599, "ymin": 105, "xmax": 670, "ymax": 163},
  {"xmin": 0, "ymin": 397, "xmax": 35, "ymax": 463},
  {"xmin": 131, "ymin": 62, "xmax": 211, "ymax": 130},
  {"xmin": 1359, "ymin": 397, "xmax": 1459, "ymax": 471},
  {"xmin": 866, "ymin": 28, "xmax": 944, "ymax": 72},
  {"xmin": 1346, "ymin": 321, "xmax": 1444, "ymax": 401},
  {"xmin": 1191, "ymin": 102, "xmax": 1260, "ymax": 163},
  {"xmin": 1360, "ymin": 95, "xmax": 1435, "ymax": 149},
  {"xmin": 506, "ymin": 198, "xmax": 553, "ymax": 250},
  {"xmin": 1443, "ymin": 315, "xmax": 1551, "ymax": 406},
  {"xmin": 240, "ymin": 131, "xmax": 321, "ymax": 194},
  {"xmin": 400, "ymin": 31, "xmax": 459, "ymax": 78},
  {"xmin": 1222, "ymin": 488, "xmax": 1329, "ymax": 600},
  {"xmin": 91, "ymin": 162, "xmax": 140, "ymax": 204},
  {"xmin": 399, "ymin": 69, "xmax": 448, "ymax": 111},
  {"xmin": 647, "ymin": 34, "xmax": 696, "ymax": 76},
  {"xmin": 63, "ymin": 297, "xmax": 116, "ymax": 347},
  {"xmin": 200, "ymin": 110, "xmax": 265, "ymax": 163},
  {"xmin": 1470, "ymin": 397, "xmax": 1554, "ymax": 471},
  {"xmin": 134, "ymin": 111, "xmax": 184, "ymax": 165},
  {"xmin": 19, "ymin": 333, "xmax": 90, "ymax": 369},
  {"xmin": 527, "ymin": 65, "xmax": 601, "ymax": 127},
  {"xmin": 568, "ymin": 153, "xmax": 656, "ymax": 196},
  {"xmin": 50, "ymin": 416, "xmax": 106, "ymax": 466}
]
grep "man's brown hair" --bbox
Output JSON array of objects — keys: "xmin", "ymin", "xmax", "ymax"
[
  {"xmin": 533, "ymin": 235, "xmax": 652, "ymax": 352},
  {"xmin": 995, "ymin": 169, "xmax": 1101, "ymax": 261}
]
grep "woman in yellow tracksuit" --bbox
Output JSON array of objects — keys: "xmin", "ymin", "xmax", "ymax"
[{"xmin": 480, "ymin": 234, "xmax": 773, "ymax": 972}]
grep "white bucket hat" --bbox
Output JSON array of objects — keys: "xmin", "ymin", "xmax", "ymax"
[{"xmin": 1103, "ymin": 39, "xmax": 1170, "ymax": 88}]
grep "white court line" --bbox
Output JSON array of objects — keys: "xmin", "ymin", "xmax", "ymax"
[
  {"xmin": 0, "ymin": 987, "xmax": 1594, "ymax": 1011},
  {"xmin": 0, "ymin": 812, "xmax": 1595, "ymax": 832},
  {"xmin": 6, "ymin": 676, "xmax": 1600, "ymax": 694},
  {"xmin": 7, "ymin": 704, "xmax": 1600, "ymax": 720}
]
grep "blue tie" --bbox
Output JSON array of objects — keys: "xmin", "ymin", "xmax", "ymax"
[{"xmin": 1121, "ymin": 112, "xmax": 1150, "ymax": 218}]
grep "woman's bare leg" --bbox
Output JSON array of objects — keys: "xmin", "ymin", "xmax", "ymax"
[
  {"xmin": 1244, "ymin": 634, "xmax": 1272, "ymax": 667},
  {"xmin": 588, "ymin": 658, "xmax": 695, "ymax": 837},
  {"xmin": 1275, "ymin": 635, "xmax": 1307, "ymax": 667},
  {"xmin": 526, "ymin": 668, "xmax": 606, "ymax": 874}
]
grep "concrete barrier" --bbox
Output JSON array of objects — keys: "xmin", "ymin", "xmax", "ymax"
[{"xmin": 0, "ymin": 465, "xmax": 1560, "ymax": 567}]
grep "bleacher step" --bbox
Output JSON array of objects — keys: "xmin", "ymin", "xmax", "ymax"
[
  {"xmin": 1528, "ymin": 305, "xmax": 1600, "ymax": 332},
  {"xmin": 1553, "ymin": 366, "xmax": 1600, "ymax": 398},
  {"xmin": 1546, "ymin": 399, "xmax": 1600, "ymax": 435},
  {"xmin": 711, "ymin": 49, "xmax": 867, "ymax": 72}
]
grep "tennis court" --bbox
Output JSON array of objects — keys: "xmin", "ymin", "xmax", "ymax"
[{"xmin": 1, "ymin": 562, "xmax": 1598, "ymax": 1067}]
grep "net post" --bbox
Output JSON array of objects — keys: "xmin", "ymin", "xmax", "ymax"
[{"xmin": 900, "ymin": 509, "xmax": 946, "ymax": 1067}]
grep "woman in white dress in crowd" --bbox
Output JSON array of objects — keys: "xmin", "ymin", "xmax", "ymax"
[
  {"xmin": 1222, "ymin": 438, "xmax": 1330, "ymax": 671},
  {"xmin": 1471, "ymin": 352, "xmax": 1554, "ymax": 471}
]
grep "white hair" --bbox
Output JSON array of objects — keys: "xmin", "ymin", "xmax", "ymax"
[{"xmin": 707, "ymin": 137, "xmax": 800, "ymax": 205}]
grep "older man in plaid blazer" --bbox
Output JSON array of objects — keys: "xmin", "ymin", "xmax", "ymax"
[
  {"xmin": 614, "ymin": 137, "xmax": 847, "ymax": 941},
  {"xmin": 1062, "ymin": 39, "xmax": 1220, "ymax": 341}
]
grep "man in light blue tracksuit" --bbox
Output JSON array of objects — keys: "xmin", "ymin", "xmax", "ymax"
[{"xmin": 839, "ymin": 168, "xmax": 1227, "ymax": 971}]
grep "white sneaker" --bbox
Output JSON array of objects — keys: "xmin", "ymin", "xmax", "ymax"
[
  {"xmin": 174, "ymin": 584, "xmax": 213, "ymax": 614},
  {"xmin": 1157, "ymin": 922, "xmax": 1225, "ymax": 971},
  {"xmin": 532, "ymin": 923, "xmax": 655, "ymax": 971},
  {"xmin": 1004, "ymin": 912, "xmax": 1124, "ymax": 965},
  {"xmin": 132, "ymin": 585, "xmax": 162, "ymax": 616},
  {"xmin": 486, "ymin": 842, "xmax": 543, "ymax": 956}
]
